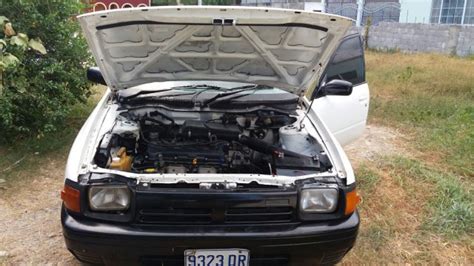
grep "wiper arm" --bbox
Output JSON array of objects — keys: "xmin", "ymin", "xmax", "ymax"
[
  {"xmin": 119, "ymin": 84, "xmax": 224, "ymax": 101},
  {"xmin": 199, "ymin": 88, "xmax": 250, "ymax": 107},
  {"xmin": 179, "ymin": 84, "xmax": 225, "ymax": 90},
  {"xmin": 201, "ymin": 84, "xmax": 268, "ymax": 107},
  {"xmin": 119, "ymin": 89, "xmax": 174, "ymax": 102},
  {"xmin": 120, "ymin": 91, "xmax": 197, "ymax": 104},
  {"xmin": 230, "ymin": 84, "xmax": 267, "ymax": 90},
  {"xmin": 121, "ymin": 84, "xmax": 266, "ymax": 105}
]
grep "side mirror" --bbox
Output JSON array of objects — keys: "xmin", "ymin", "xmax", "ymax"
[
  {"xmin": 319, "ymin": 79, "xmax": 353, "ymax": 97},
  {"xmin": 87, "ymin": 67, "xmax": 107, "ymax": 86}
]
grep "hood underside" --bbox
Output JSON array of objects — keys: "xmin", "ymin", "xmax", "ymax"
[{"xmin": 78, "ymin": 6, "xmax": 352, "ymax": 94}]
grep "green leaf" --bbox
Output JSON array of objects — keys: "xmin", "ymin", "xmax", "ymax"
[
  {"xmin": 17, "ymin": 33, "xmax": 29, "ymax": 42},
  {"xmin": 1, "ymin": 53, "xmax": 20, "ymax": 69},
  {"xmin": 28, "ymin": 38, "xmax": 47, "ymax": 55},
  {"xmin": 0, "ymin": 16, "xmax": 9, "ymax": 28},
  {"xmin": 0, "ymin": 39, "xmax": 6, "ymax": 51},
  {"xmin": 10, "ymin": 33, "xmax": 29, "ymax": 49}
]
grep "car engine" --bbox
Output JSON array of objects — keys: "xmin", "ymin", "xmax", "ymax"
[{"xmin": 94, "ymin": 110, "xmax": 332, "ymax": 176}]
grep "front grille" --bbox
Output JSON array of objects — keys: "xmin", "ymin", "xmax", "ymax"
[
  {"xmin": 138, "ymin": 208, "xmax": 213, "ymax": 224},
  {"xmin": 137, "ymin": 206, "xmax": 295, "ymax": 225},
  {"xmin": 225, "ymin": 207, "xmax": 294, "ymax": 224}
]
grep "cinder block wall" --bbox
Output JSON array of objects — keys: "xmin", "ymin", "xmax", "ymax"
[{"xmin": 350, "ymin": 22, "xmax": 474, "ymax": 57}]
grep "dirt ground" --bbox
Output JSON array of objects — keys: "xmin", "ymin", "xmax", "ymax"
[
  {"xmin": 0, "ymin": 152, "xmax": 80, "ymax": 265},
  {"xmin": 0, "ymin": 124, "xmax": 462, "ymax": 265}
]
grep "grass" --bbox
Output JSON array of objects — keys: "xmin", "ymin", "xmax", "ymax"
[
  {"xmin": 355, "ymin": 164, "xmax": 380, "ymax": 193},
  {"xmin": 367, "ymin": 52, "xmax": 474, "ymax": 177},
  {"xmin": 348, "ymin": 156, "xmax": 473, "ymax": 263},
  {"xmin": 386, "ymin": 156, "xmax": 473, "ymax": 238},
  {"xmin": 365, "ymin": 52, "xmax": 473, "ymax": 236},
  {"xmin": 344, "ymin": 51, "xmax": 473, "ymax": 264}
]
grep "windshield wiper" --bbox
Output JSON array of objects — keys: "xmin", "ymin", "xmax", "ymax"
[
  {"xmin": 178, "ymin": 84, "xmax": 225, "ymax": 90},
  {"xmin": 121, "ymin": 84, "xmax": 268, "ymax": 106},
  {"xmin": 119, "ymin": 88, "xmax": 174, "ymax": 102},
  {"xmin": 119, "ymin": 91, "xmax": 198, "ymax": 104},
  {"xmin": 230, "ymin": 84, "xmax": 268, "ymax": 90},
  {"xmin": 201, "ymin": 84, "xmax": 268, "ymax": 107},
  {"xmin": 120, "ymin": 84, "xmax": 225, "ymax": 101}
]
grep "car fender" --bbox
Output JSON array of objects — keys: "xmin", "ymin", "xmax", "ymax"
[{"xmin": 64, "ymin": 89, "xmax": 112, "ymax": 182}]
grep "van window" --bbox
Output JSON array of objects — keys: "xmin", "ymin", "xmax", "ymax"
[{"xmin": 325, "ymin": 35, "xmax": 365, "ymax": 85}]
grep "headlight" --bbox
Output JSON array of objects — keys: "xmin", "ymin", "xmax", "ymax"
[
  {"xmin": 88, "ymin": 185, "xmax": 131, "ymax": 211},
  {"xmin": 299, "ymin": 188, "xmax": 338, "ymax": 213}
]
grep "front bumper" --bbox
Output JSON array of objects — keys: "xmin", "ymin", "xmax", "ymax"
[{"xmin": 62, "ymin": 207, "xmax": 359, "ymax": 266}]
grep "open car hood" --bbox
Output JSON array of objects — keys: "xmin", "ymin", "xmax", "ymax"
[{"xmin": 78, "ymin": 6, "xmax": 352, "ymax": 94}]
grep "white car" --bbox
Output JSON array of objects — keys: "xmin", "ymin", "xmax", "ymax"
[{"xmin": 61, "ymin": 6, "xmax": 369, "ymax": 266}]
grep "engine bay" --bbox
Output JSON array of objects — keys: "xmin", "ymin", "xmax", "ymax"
[{"xmin": 93, "ymin": 109, "xmax": 332, "ymax": 176}]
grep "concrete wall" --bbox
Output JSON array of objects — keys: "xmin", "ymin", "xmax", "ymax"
[{"xmin": 353, "ymin": 22, "xmax": 474, "ymax": 57}]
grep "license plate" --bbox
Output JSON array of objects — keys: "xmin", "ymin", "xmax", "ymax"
[{"xmin": 184, "ymin": 249, "xmax": 249, "ymax": 266}]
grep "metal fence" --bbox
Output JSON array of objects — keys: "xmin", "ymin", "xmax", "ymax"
[
  {"xmin": 241, "ymin": 1, "xmax": 401, "ymax": 25},
  {"xmin": 240, "ymin": 0, "xmax": 304, "ymax": 9},
  {"xmin": 327, "ymin": 2, "xmax": 400, "ymax": 25}
]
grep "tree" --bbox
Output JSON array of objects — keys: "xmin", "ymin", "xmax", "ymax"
[
  {"xmin": 0, "ymin": 17, "xmax": 47, "ymax": 92},
  {"xmin": 0, "ymin": 1, "xmax": 92, "ymax": 141}
]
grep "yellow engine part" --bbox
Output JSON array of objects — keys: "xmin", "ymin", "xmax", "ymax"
[
  {"xmin": 144, "ymin": 168, "xmax": 157, "ymax": 173},
  {"xmin": 110, "ymin": 147, "xmax": 133, "ymax": 171}
]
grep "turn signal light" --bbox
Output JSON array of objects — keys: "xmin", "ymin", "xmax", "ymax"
[
  {"xmin": 344, "ymin": 190, "xmax": 361, "ymax": 215},
  {"xmin": 61, "ymin": 184, "xmax": 81, "ymax": 212}
]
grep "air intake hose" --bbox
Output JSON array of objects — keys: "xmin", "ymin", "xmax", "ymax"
[{"xmin": 238, "ymin": 135, "xmax": 307, "ymax": 158}]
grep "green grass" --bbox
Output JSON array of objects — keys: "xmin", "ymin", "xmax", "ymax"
[
  {"xmin": 356, "ymin": 164, "xmax": 381, "ymax": 192},
  {"xmin": 365, "ymin": 51, "xmax": 474, "ymax": 238},
  {"xmin": 364, "ymin": 225, "xmax": 390, "ymax": 251},
  {"xmin": 346, "ymin": 52, "xmax": 473, "ymax": 263},
  {"xmin": 367, "ymin": 52, "xmax": 474, "ymax": 177},
  {"xmin": 371, "ymin": 96, "xmax": 473, "ymax": 176},
  {"xmin": 0, "ymin": 129, "xmax": 76, "ymax": 177},
  {"xmin": 385, "ymin": 156, "xmax": 473, "ymax": 239}
]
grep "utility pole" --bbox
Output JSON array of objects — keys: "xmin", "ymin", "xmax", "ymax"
[
  {"xmin": 356, "ymin": 0, "xmax": 365, "ymax": 27},
  {"xmin": 438, "ymin": 0, "xmax": 444, "ymax": 24},
  {"xmin": 461, "ymin": 0, "xmax": 467, "ymax": 24}
]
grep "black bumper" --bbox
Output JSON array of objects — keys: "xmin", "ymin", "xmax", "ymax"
[{"xmin": 62, "ymin": 207, "xmax": 359, "ymax": 266}]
